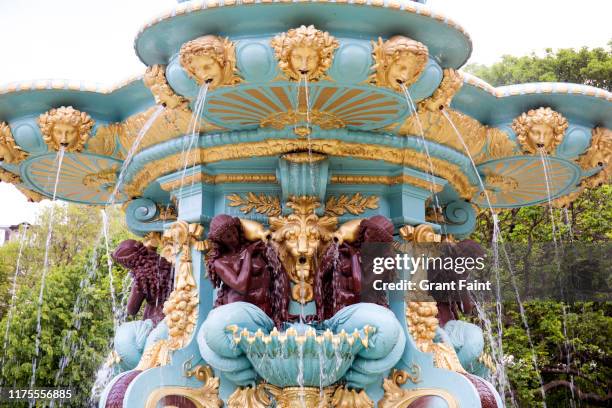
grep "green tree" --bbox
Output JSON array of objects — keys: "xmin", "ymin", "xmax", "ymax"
[{"xmin": 465, "ymin": 42, "xmax": 612, "ymax": 91}]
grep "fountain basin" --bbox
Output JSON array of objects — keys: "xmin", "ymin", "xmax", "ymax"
[{"xmin": 227, "ymin": 324, "xmax": 375, "ymax": 388}]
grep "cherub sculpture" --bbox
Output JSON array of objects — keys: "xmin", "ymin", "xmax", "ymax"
[
  {"xmin": 371, "ymin": 35, "xmax": 429, "ymax": 91},
  {"xmin": 179, "ymin": 35, "xmax": 240, "ymax": 89},
  {"xmin": 38, "ymin": 106, "xmax": 94, "ymax": 152},
  {"xmin": 271, "ymin": 25, "xmax": 339, "ymax": 81},
  {"xmin": 512, "ymin": 107, "xmax": 568, "ymax": 154}
]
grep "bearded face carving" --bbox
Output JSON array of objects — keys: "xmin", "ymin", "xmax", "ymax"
[
  {"xmin": 512, "ymin": 107, "xmax": 568, "ymax": 154},
  {"xmin": 38, "ymin": 106, "xmax": 94, "ymax": 152},
  {"xmin": 269, "ymin": 196, "xmax": 337, "ymax": 303}
]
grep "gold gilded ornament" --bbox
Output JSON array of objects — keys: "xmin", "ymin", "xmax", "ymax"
[
  {"xmin": 144, "ymin": 64, "xmax": 190, "ymax": 110},
  {"xmin": 266, "ymin": 385, "xmax": 334, "ymax": 408},
  {"xmin": 418, "ymin": 68, "xmax": 463, "ymax": 112},
  {"xmin": 577, "ymin": 127, "xmax": 612, "ymax": 188},
  {"xmin": 161, "ymin": 221, "xmax": 207, "ymax": 350},
  {"xmin": 38, "ymin": 106, "xmax": 94, "ymax": 152},
  {"xmin": 227, "ymin": 192, "xmax": 281, "ymax": 217},
  {"xmin": 269, "ymin": 196, "xmax": 338, "ymax": 303},
  {"xmin": 227, "ymin": 384, "xmax": 271, "ymax": 408},
  {"xmin": 260, "ymin": 109, "xmax": 345, "ymax": 130},
  {"xmin": 512, "ymin": 107, "xmax": 568, "ymax": 154},
  {"xmin": 379, "ymin": 369, "xmax": 458, "ymax": 408},
  {"xmin": 271, "ymin": 25, "xmax": 339, "ymax": 81},
  {"xmin": 135, "ymin": 339, "xmax": 170, "ymax": 370},
  {"xmin": 371, "ymin": 36, "xmax": 429, "ymax": 91},
  {"xmin": 0, "ymin": 122, "xmax": 28, "ymax": 163},
  {"xmin": 145, "ymin": 365, "xmax": 222, "ymax": 408},
  {"xmin": 179, "ymin": 35, "xmax": 241, "ymax": 89},
  {"xmin": 16, "ymin": 186, "xmax": 44, "ymax": 202},
  {"xmin": 332, "ymin": 386, "xmax": 374, "ymax": 408},
  {"xmin": 82, "ymin": 167, "xmax": 118, "ymax": 192},
  {"xmin": 0, "ymin": 168, "xmax": 21, "ymax": 184},
  {"xmin": 324, "ymin": 193, "xmax": 379, "ymax": 217}
]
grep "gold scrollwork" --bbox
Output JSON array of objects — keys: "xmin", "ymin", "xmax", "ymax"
[
  {"xmin": 143, "ymin": 64, "xmax": 190, "ymax": 110},
  {"xmin": 145, "ymin": 365, "xmax": 222, "ymax": 408},
  {"xmin": 324, "ymin": 193, "xmax": 379, "ymax": 217},
  {"xmin": 331, "ymin": 386, "xmax": 374, "ymax": 408},
  {"xmin": 161, "ymin": 221, "xmax": 207, "ymax": 350},
  {"xmin": 371, "ymin": 36, "xmax": 429, "ymax": 92},
  {"xmin": 271, "ymin": 25, "xmax": 339, "ymax": 82},
  {"xmin": 227, "ymin": 192, "xmax": 281, "ymax": 217},
  {"xmin": 379, "ymin": 369, "xmax": 458, "ymax": 408},
  {"xmin": 0, "ymin": 122, "xmax": 28, "ymax": 164},
  {"xmin": 38, "ymin": 106, "xmax": 94, "ymax": 152}
]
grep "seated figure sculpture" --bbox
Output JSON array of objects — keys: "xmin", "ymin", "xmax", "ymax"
[
  {"xmin": 197, "ymin": 214, "xmax": 290, "ymax": 385},
  {"xmin": 110, "ymin": 239, "xmax": 173, "ymax": 371}
]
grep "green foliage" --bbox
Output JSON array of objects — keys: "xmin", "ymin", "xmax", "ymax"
[
  {"xmin": 465, "ymin": 43, "xmax": 612, "ymax": 91},
  {"xmin": 0, "ymin": 204, "xmax": 132, "ymax": 407}
]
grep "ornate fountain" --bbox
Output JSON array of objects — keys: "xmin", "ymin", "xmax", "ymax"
[{"xmin": 0, "ymin": 0, "xmax": 610, "ymax": 406}]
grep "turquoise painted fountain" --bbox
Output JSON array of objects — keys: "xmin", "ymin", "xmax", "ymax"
[{"xmin": 0, "ymin": 0, "xmax": 610, "ymax": 406}]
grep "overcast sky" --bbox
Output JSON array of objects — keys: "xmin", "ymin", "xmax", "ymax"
[{"xmin": 0, "ymin": 0, "xmax": 610, "ymax": 225}]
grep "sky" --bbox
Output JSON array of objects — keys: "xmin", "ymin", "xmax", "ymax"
[{"xmin": 0, "ymin": 0, "xmax": 609, "ymax": 225}]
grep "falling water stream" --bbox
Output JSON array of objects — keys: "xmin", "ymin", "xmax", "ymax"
[
  {"xmin": 29, "ymin": 147, "xmax": 66, "ymax": 403},
  {"xmin": 440, "ymin": 109, "xmax": 548, "ymax": 407},
  {"xmin": 0, "ymin": 224, "xmax": 29, "ymax": 386}
]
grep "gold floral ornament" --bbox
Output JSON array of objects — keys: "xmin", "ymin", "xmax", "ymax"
[
  {"xmin": 577, "ymin": 127, "xmax": 612, "ymax": 188},
  {"xmin": 38, "ymin": 106, "xmax": 94, "ymax": 152},
  {"xmin": 0, "ymin": 122, "xmax": 28, "ymax": 163},
  {"xmin": 161, "ymin": 221, "xmax": 207, "ymax": 350},
  {"xmin": 179, "ymin": 35, "xmax": 241, "ymax": 90},
  {"xmin": 271, "ymin": 25, "xmax": 339, "ymax": 81},
  {"xmin": 143, "ymin": 64, "xmax": 190, "ymax": 110},
  {"xmin": 371, "ymin": 36, "xmax": 429, "ymax": 92},
  {"xmin": 512, "ymin": 107, "xmax": 568, "ymax": 154},
  {"xmin": 269, "ymin": 196, "xmax": 338, "ymax": 303}
]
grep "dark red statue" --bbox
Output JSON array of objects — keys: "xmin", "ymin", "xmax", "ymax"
[
  {"xmin": 206, "ymin": 214, "xmax": 289, "ymax": 328},
  {"xmin": 111, "ymin": 239, "xmax": 173, "ymax": 325},
  {"xmin": 315, "ymin": 215, "xmax": 395, "ymax": 321}
]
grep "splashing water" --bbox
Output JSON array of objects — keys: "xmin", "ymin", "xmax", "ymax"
[
  {"xmin": 180, "ymin": 83, "xmax": 209, "ymax": 192},
  {"xmin": 30, "ymin": 147, "xmax": 65, "ymax": 400},
  {"xmin": 441, "ymin": 109, "xmax": 548, "ymax": 407},
  {"xmin": 0, "ymin": 224, "xmax": 29, "ymax": 386},
  {"xmin": 297, "ymin": 339, "xmax": 306, "ymax": 408}
]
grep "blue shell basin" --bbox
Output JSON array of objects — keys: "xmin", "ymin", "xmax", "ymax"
[{"xmin": 227, "ymin": 323, "xmax": 375, "ymax": 387}]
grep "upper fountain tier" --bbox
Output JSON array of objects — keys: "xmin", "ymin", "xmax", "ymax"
[
  {"xmin": 135, "ymin": 0, "xmax": 471, "ymax": 69},
  {"xmin": 0, "ymin": 0, "xmax": 610, "ymax": 212}
]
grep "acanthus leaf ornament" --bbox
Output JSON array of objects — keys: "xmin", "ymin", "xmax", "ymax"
[
  {"xmin": 512, "ymin": 107, "xmax": 568, "ymax": 154},
  {"xmin": 38, "ymin": 106, "xmax": 94, "ymax": 152},
  {"xmin": 379, "ymin": 369, "xmax": 458, "ymax": 408},
  {"xmin": 0, "ymin": 122, "xmax": 28, "ymax": 164},
  {"xmin": 418, "ymin": 68, "xmax": 463, "ymax": 112},
  {"xmin": 324, "ymin": 193, "xmax": 379, "ymax": 217},
  {"xmin": 370, "ymin": 35, "xmax": 429, "ymax": 92},
  {"xmin": 227, "ymin": 192, "xmax": 281, "ymax": 217},
  {"xmin": 179, "ymin": 35, "xmax": 241, "ymax": 89},
  {"xmin": 331, "ymin": 386, "xmax": 374, "ymax": 408},
  {"xmin": 227, "ymin": 384, "xmax": 271, "ymax": 408},
  {"xmin": 271, "ymin": 25, "xmax": 339, "ymax": 82},
  {"xmin": 577, "ymin": 127, "xmax": 612, "ymax": 188}
]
